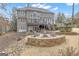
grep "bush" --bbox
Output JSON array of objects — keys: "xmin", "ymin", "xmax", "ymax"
[
  {"xmin": 59, "ymin": 27, "xmax": 65, "ymax": 32},
  {"xmin": 54, "ymin": 24, "xmax": 59, "ymax": 30},
  {"xmin": 59, "ymin": 22, "xmax": 72, "ymax": 32},
  {"xmin": 60, "ymin": 27, "xmax": 72, "ymax": 32}
]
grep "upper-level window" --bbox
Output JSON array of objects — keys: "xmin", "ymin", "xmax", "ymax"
[
  {"xmin": 32, "ymin": 12, "xmax": 37, "ymax": 17},
  {"xmin": 17, "ymin": 10, "xmax": 25, "ymax": 16}
]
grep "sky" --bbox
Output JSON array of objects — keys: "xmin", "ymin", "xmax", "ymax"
[{"xmin": 0, "ymin": 3, "xmax": 79, "ymax": 19}]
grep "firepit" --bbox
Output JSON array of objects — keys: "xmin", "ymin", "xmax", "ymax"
[{"xmin": 26, "ymin": 31, "xmax": 65, "ymax": 47}]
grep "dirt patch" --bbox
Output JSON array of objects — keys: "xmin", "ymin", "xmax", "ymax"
[
  {"xmin": 0, "ymin": 32, "xmax": 26, "ymax": 51},
  {"xmin": 0, "ymin": 31, "xmax": 78, "ymax": 56},
  {"xmin": 3, "ymin": 34, "xmax": 79, "ymax": 56}
]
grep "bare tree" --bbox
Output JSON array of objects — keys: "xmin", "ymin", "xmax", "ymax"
[{"xmin": 0, "ymin": 3, "xmax": 7, "ymax": 10}]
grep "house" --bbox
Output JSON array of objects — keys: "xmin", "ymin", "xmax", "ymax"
[{"xmin": 13, "ymin": 7, "xmax": 54, "ymax": 32}]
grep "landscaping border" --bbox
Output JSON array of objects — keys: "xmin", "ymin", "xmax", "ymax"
[{"xmin": 26, "ymin": 36, "xmax": 65, "ymax": 47}]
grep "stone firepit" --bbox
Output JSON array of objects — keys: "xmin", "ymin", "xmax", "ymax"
[{"xmin": 26, "ymin": 31, "xmax": 65, "ymax": 47}]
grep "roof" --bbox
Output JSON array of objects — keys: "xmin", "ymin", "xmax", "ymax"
[{"xmin": 14, "ymin": 7, "xmax": 54, "ymax": 15}]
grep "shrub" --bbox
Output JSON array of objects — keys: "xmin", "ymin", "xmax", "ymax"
[
  {"xmin": 60, "ymin": 27, "xmax": 72, "ymax": 32},
  {"xmin": 59, "ymin": 22, "xmax": 72, "ymax": 32},
  {"xmin": 54, "ymin": 24, "xmax": 59, "ymax": 30}
]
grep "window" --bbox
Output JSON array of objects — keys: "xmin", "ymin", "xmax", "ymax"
[
  {"xmin": 19, "ymin": 18, "xmax": 21, "ymax": 22},
  {"xmin": 21, "ymin": 19, "xmax": 22, "ymax": 22},
  {"xmin": 23, "ymin": 26, "xmax": 25, "ymax": 29},
  {"xmin": 20, "ymin": 19, "xmax": 25, "ymax": 22},
  {"xmin": 21, "ymin": 25, "xmax": 25, "ymax": 30},
  {"xmin": 32, "ymin": 12, "xmax": 37, "ymax": 17},
  {"xmin": 34, "ymin": 19, "xmax": 37, "ymax": 23},
  {"xmin": 19, "ymin": 10, "xmax": 21, "ymax": 16},
  {"xmin": 21, "ymin": 26, "xmax": 22, "ymax": 29}
]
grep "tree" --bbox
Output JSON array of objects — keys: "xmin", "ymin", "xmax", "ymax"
[
  {"xmin": 61, "ymin": 13, "xmax": 66, "ymax": 22},
  {"xmin": 56, "ymin": 13, "xmax": 65, "ymax": 23},
  {"xmin": 11, "ymin": 17, "xmax": 17, "ymax": 31},
  {"xmin": 0, "ymin": 3, "xmax": 8, "ymax": 32},
  {"xmin": 11, "ymin": 7, "xmax": 17, "ymax": 31},
  {"xmin": 56, "ymin": 12, "xmax": 61, "ymax": 23},
  {"xmin": 0, "ymin": 3, "xmax": 7, "ymax": 10},
  {"xmin": 56, "ymin": 12, "xmax": 66, "ymax": 27},
  {"xmin": 0, "ymin": 3, "xmax": 8, "ymax": 17}
]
